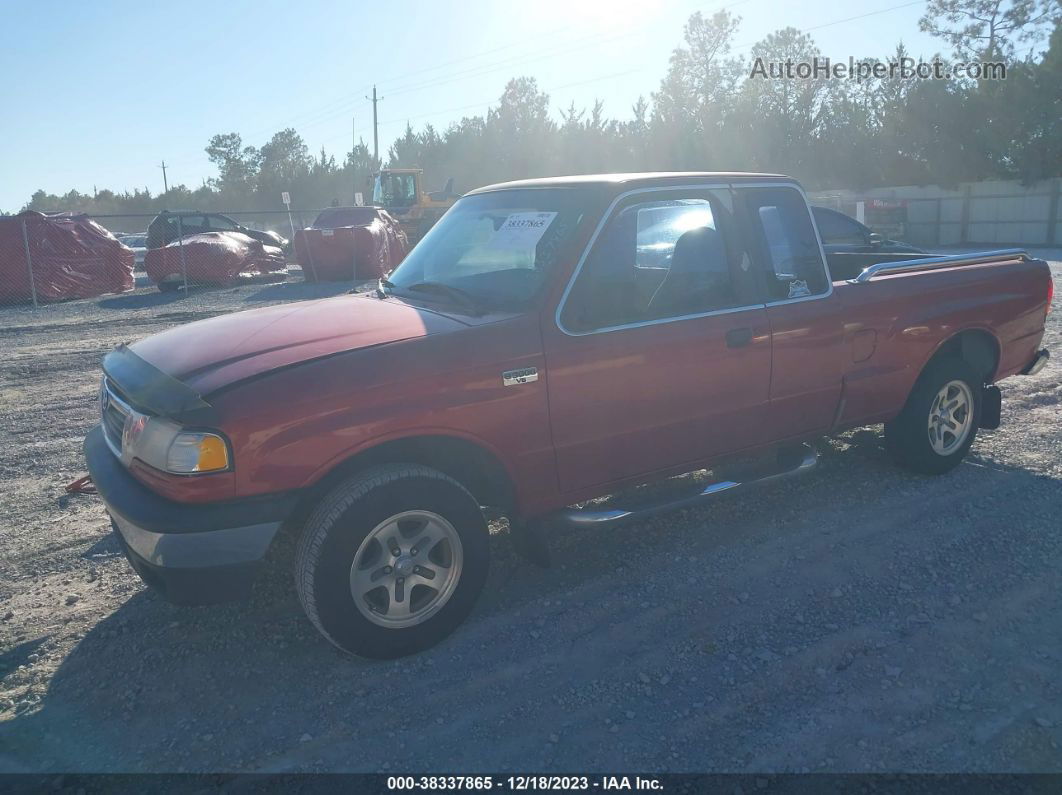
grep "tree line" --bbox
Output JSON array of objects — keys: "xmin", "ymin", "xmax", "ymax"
[{"xmin": 19, "ymin": 0, "xmax": 1062, "ymax": 218}]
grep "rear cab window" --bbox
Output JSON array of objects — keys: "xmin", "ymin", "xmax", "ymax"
[{"xmin": 738, "ymin": 186, "xmax": 831, "ymax": 301}]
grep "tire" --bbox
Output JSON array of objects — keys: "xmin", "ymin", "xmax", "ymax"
[
  {"xmin": 294, "ymin": 464, "xmax": 489, "ymax": 659},
  {"xmin": 157, "ymin": 280, "xmax": 179, "ymax": 293},
  {"xmin": 885, "ymin": 356, "xmax": 982, "ymax": 475}
]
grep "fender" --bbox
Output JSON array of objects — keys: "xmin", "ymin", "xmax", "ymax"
[
  {"xmin": 911, "ymin": 325, "xmax": 1001, "ymax": 385},
  {"xmin": 301, "ymin": 425, "xmax": 523, "ymax": 508}
]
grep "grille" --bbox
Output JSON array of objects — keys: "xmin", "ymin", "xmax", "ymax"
[{"xmin": 101, "ymin": 380, "xmax": 130, "ymax": 456}]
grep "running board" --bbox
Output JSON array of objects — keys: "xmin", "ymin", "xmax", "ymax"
[{"xmin": 554, "ymin": 443, "xmax": 819, "ymax": 527}]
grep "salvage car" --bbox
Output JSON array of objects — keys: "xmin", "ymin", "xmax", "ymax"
[
  {"xmin": 144, "ymin": 230, "xmax": 287, "ymax": 291},
  {"xmin": 811, "ymin": 205, "xmax": 924, "ymax": 254},
  {"xmin": 117, "ymin": 233, "xmax": 148, "ymax": 269},
  {"xmin": 84, "ymin": 173, "xmax": 1052, "ymax": 659},
  {"xmin": 146, "ymin": 210, "xmax": 288, "ymax": 252},
  {"xmin": 293, "ymin": 206, "xmax": 409, "ymax": 282},
  {"xmin": 811, "ymin": 205, "xmax": 926, "ymax": 276},
  {"xmin": 0, "ymin": 211, "xmax": 134, "ymax": 302}
]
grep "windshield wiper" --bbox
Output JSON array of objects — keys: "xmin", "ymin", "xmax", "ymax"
[{"xmin": 402, "ymin": 281, "xmax": 485, "ymax": 315}]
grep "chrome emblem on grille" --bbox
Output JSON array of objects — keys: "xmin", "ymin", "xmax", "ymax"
[
  {"xmin": 123, "ymin": 412, "xmax": 146, "ymax": 450},
  {"xmin": 502, "ymin": 367, "xmax": 539, "ymax": 387}
]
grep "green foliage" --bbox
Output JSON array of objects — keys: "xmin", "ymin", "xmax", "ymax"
[
  {"xmin": 20, "ymin": 15, "xmax": 1062, "ymax": 215},
  {"xmin": 919, "ymin": 0, "xmax": 1059, "ymax": 59}
]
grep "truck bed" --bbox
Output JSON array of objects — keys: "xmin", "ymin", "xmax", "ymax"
[{"xmin": 827, "ymin": 249, "xmax": 1050, "ymax": 430}]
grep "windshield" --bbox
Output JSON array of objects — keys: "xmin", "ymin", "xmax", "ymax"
[
  {"xmin": 373, "ymin": 173, "xmax": 418, "ymax": 208},
  {"xmin": 386, "ymin": 188, "xmax": 591, "ymax": 311}
]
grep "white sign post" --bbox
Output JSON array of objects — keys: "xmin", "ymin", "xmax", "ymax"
[
  {"xmin": 282, "ymin": 191, "xmax": 297, "ymax": 243},
  {"xmin": 354, "ymin": 191, "xmax": 364, "ymax": 207}
]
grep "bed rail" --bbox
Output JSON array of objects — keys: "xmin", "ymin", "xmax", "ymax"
[{"xmin": 847, "ymin": 248, "xmax": 1031, "ymax": 284}]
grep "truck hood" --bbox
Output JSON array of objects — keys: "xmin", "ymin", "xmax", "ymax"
[{"xmin": 129, "ymin": 293, "xmax": 469, "ymax": 396}]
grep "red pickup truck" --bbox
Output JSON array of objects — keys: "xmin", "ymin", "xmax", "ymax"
[{"xmin": 84, "ymin": 173, "xmax": 1052, "ymax": 658}]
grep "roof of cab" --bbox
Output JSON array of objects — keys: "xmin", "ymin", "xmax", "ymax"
[{"xmin": 466, "ymin": 172, "xmax": 796, "ymax": 195}]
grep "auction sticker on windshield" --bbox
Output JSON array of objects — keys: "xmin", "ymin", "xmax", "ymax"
[{"xmin": 487, "ymin": 212, "xmax": 557, "ymax": 251}]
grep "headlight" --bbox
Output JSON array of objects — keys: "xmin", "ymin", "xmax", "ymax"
[{"xmin": 121, "ymin": 408, "xmax": 230, "ymax": 474}]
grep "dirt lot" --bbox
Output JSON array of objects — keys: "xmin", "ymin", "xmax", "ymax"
[{"xmin": 1, "ymin": 254, "xmax": 1060, "ymax": 774}]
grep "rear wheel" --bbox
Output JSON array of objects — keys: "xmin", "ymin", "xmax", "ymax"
[
  {"xmin": 885, "ymin": 357, "xmax": 981, "ymax": 475},
  {"xmin": 294, "ymin": 464, "xmax": 489, "ymax": 658}
]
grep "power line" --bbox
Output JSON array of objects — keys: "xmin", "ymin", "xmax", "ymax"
[
  {"xmin": 224, "ymin": 0, "xmax": 748, "ymax": 148},
  {"xmin": 249, "ymin": 28, "xmax": 646, "ymax": 142},
  {"xmin": 347, "ymin": 0, "xmax": 925, "ymax": 148},
  {"xmin": 733, "ymin": 0, "xmax": 925, "ymax": 49},
  {"xmin": 156, "ymin": 0, "xmax": 926, "ymax": 178},
  {"xmin": 378, "ymin": 68, "xmax": 647, "ymax": 130},
  {"xmin": 317, "ymin": 66, "xmax": 647, "ymax": 151},
  {"xmin": 225, "ymin": 23, "xmax": 599, "ymax": 144},
  {"xmin": 162, "ymin": 0, "xmax": 749, "ymax": 171}
]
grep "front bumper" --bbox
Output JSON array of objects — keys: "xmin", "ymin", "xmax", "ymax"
[{"xmin": 84, "ymin": 425, "xmax": 298, "ymax": 605}]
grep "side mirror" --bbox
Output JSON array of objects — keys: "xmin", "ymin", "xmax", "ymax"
[{"xmin": 868, "ymin": 232, "xmax": 884, "ymax": 247}]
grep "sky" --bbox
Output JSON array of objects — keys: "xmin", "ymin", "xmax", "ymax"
[{"xmin": 0, "ymin": 0, "xmax": 957, "ymax": 211}]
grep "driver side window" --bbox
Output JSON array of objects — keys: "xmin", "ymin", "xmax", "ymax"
[{"xmin": 562, "ymin": 189, "xmax": 746, "ymax": 333}]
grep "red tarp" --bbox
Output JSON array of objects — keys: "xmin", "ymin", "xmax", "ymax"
[
  {"xmin": 144, "ymin": 231, "xmax": 287, "ymax": 288},
  {"xmin": 0, "ymin": 211, "xmax": 134, "ymax": 303},
  {"xmin": 293, "ymin": 207, "xmax": 409, "ymax": 282}
]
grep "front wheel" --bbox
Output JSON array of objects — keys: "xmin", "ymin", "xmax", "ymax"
[
  {"xmin": 885, "ymin": 357, "xmax": 981, "ymax": 475},
  {"xmin": 294, "ymin": 464, "xmax": 489, "ymax": 658}
]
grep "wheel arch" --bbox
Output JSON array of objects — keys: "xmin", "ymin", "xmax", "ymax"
[
  {"xmin": 282, "ymin": 432, "xmax": 518, "ymax": 536},
  {"xmin": 922, "ymin": 327, "xmax": 1001, "ymax": 385}
]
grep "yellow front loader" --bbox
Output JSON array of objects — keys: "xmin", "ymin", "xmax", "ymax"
[{"xmin": 370, "ymin": 168, "xmax": 460, "ymax": 243}]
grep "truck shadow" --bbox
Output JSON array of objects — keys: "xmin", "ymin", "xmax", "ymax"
[
  {"xmin": 0, "ymin": 526, "xmax": 547, "ymax": 772},
  {"xmin": 5, "ymin": 429, "xmax": 1059, "ymax": 772}
]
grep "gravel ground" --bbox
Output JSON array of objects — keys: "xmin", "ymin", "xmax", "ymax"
[{"xmin": 0, "ymin": 252, "xmax": 1059, "ymax": 773}]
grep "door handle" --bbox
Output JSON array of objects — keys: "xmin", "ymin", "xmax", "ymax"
[{"xmin": 725, "ymin": 327, "xmax": 753, "ymax": 348}]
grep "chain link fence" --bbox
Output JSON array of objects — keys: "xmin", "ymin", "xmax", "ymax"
[
  {"xmin": 0, "ymin": 208, "xmax": 377, "ymax": 319},
  {"xmin": 11, "ymin": 178, "xmax": 1058, "ymax": 322}
]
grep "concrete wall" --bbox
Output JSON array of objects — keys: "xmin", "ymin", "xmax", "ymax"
[{"xmin": 810, "ymin": 178, "xmax": 1062, "ymax": 249}]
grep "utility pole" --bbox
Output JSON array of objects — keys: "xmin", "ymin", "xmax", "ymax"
[
  {"xmin": 365, "ymin": 85, "xmax": 383, "ymax": 164},
  {"xmin": 158, "ymin": 160, "xmax": 169, "ymax": 194},
  {"xmin": 353, "ymin": 116, "xmax": 357, "ymax": 206}
]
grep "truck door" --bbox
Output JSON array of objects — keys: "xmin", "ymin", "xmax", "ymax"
[
  {"xmin": 735, "ymin": 185, "xmax": 848, "ymax": 439},
  {"xmin": 543, "ymin": 185, "xmax": 772, "ymax": 494}
]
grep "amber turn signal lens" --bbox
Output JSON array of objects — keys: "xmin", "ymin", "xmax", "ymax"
[
  {"xmin": 196, "ymin": 435, "xmax": 229, "ymax": 472},
  {"xmin": 165, "ymin": 432, "xmax": 230, "ymax": 473}
]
